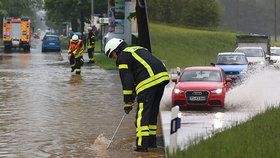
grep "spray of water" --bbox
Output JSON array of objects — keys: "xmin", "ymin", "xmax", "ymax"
[
  {"xmin": 160, "ymin": 83, "xmax": 174, "ymax": 111},
  {"xmin": 225, "ymin": 67, "xmax": 280, "ymax": 111},
  {"xmin": 91, "ymin": 133, "xmax": 110, "ymax": 157}
]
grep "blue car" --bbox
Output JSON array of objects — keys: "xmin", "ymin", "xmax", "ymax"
[
  {"xmin": 212, "ymin": 52, "xmax": 248, "ymax": 84},
  {"xmin": 42, "ymin": 35, "xmax": 61, "ymax": 52}
]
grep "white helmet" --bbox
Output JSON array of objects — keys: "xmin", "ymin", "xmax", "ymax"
[
  {"xmin": 105, "ymin": 38, "xmax": 124, "ymax": 57},
  {"xmin": 72, "ymin": 34, "xmax": 79, "ymax": 43},
  {"xmin": 88, "ymin": 26, "xmax": 92, "ymax": 31}
]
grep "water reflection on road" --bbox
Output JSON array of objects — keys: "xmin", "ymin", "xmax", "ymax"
[{"xmin": 0, "ymin": 40, "xmax": 165, "ymax": 157}]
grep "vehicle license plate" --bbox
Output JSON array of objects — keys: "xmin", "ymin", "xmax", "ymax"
[
  {"xmin": 49, "ymin": 43, "xmax": 55, "ymax": 45},
  {"xmin": 189, "ymin": 96, "xmax": 206, "ymax": 101}
]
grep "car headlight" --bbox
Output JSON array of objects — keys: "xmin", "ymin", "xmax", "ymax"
[
  {"xmin": 211, "ymin": 88, "xmax": 223, "ymax": 94},
  {"xmin": 174, "ymin": 88, "xmax": 184, "ymax": 94}
]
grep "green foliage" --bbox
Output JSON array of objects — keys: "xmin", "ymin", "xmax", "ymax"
[
  {"xmin": 170, "ymin": 107, "xmax": 280, "ymax": 158},
  {"xmin": 44, "ymin": 0, "xmax": 107, "ymax": 31},
  {"xmin": 0, "ymin": 0, "xmax": 42, "ymax": 18},
  {"xmin": 147, "ymin": 0, "xmax": 221, "ymax": 28},
  {"xmin": 183, "ymin": 0, "xmax": 221, "ymax": 27}
]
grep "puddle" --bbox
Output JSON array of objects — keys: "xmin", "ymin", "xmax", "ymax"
[{"xmin": 91, "ymin": 133, "xmax": 110, "ymax": 158}]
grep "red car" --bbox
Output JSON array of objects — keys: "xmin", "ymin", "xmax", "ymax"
[{"xmin": 172, "ymin": 67, "xmax": 231, "ymax": 108}]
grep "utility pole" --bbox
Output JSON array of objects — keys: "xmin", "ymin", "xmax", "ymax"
[
  {"xmin": 136, "ymin": 0, "xmax": 152, "ymax": 52},
  {"xmin": 91, "ymin": 0, "xmax": 94, "ymax": 25},
  {"xmin": 275, "ymin": 0, "xmax": 277, "ymax": 41}
]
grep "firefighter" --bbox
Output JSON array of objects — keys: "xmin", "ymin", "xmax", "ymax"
[
  {"xmin": 86, "ymin": 26, "xmax": 95, "ymax": 63},
  {"xmin": 68, "ymin": 34, "xmax": 84, "ymax": 75},
  {"xmin": 104, "ymin": 38, "xmax": 170, "ymax": 152}
]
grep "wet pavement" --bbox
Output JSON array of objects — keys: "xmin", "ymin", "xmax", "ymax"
[{"xmin": 0, "ymin": 38, "xmax": 165, "ymax": 157}]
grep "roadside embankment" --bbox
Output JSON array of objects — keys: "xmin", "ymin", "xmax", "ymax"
[{"xmin": 95, "ymin": 23, "xmax": 237, "ymax": 70}]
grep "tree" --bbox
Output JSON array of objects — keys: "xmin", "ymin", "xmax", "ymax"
[
  {"xmin": 147, "ymin": 0, "xmax": 221, "ymax": 28},
  {"xmin": 44, "ymin": 0, "xmax": 107, "ymax": 32},
  {"xmin": 183, "ymin": 0, "xmax": 221, "ymax": 27}
]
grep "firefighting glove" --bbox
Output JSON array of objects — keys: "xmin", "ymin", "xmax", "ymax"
[
  {"xmin": 124, "ymin": 102, "xmax": 133, "ymax": 114},
  {"xmin": 73, "ymin": 50, "xmax": 77, "ymax": 55}
]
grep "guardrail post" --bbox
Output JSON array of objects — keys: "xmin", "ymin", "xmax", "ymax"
[{"xmin": 169, "ymin": 106, "xmax": 180, "ymax": 155}]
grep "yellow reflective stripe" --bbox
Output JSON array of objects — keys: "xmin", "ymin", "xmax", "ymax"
[
  {"xmin": 124, "ymin": 46, "xmax": 154, "ymax": 76},
  {"xmin": 136, "ymin": 72, "xmax": 169, "ymax": 91},
  {"xmin": 74, "ymin": 48, "xmax": 84, "ymax": 58},
  {"xmin": 124, "ymin": 46, "xmax": 146, "ymax": 52},
  {"xmin": 149, "ymin": 131, "xmax": 156, "ymax": 135},
  {"xmin": 76, "ymin": 69, "xmax": 81, "ymax": 72},
  {"xmin": 118, "ymin": 64, "xmax": 128, "ymax": 69},
  {"xmin": 137, "ymin": 132, "xmax": 149, "ymax": 137},
  {"xmin": 135, "ymin": 72, "xmax": 169, "ymax": 94},
  {"xmin": 149, "ymin": 125, "xmax": 157, "ymax": 130},
  {"xmin": 137, "ymin": 103, "xmax": 144, "ymax": 146},
  {"xmin": 137, "ymin": 76, "xmax": 169, "ymax": 94},
  {"xmin": 137, "ymin": 103, "xmax": 143, "ymax": 129},
  {"xmin": 70, "ymin": 64, "xmax": 75, "ymax": 67},
  {"xmin": 123, "ymin": 90, "xmax": 133, "ymax": 95},
  {"xmin": 136, "ymin": 126, "xmax": 149, "ymax": 132},
  {"xmin": 131, "ymin": 52, "xmax": 154, "ymax": 76},
  {"xmin": 138, "ymin": 137, "xmax": 142, "ymax": 146}
]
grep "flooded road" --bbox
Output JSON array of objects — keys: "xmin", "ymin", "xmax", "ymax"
[
  {"xmin": 161, "ymin": 67, "xmax": 280, "ymax": 149},
  {"xmin": 0, "ymin": 39, "xmax": 165, "ymax": 157}
]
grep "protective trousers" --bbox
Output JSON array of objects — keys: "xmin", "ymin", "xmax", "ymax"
[
  {"xmin": 69, "ymin": 54, "xmax": 84, "ymax": 74},
  {"xmin": 135, "ymin": 83, "xmax": 165, "ymax": 149},
  {"xmin": 87, "ymin": 48, "xmax": 95, "ymax": 62}
]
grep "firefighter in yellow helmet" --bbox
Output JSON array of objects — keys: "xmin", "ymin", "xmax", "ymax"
[
  {"xmin": 68, "ymin": 34, "xmax": 84, "ymax": 74},
  {"xmin": 104, "ymin": 38, "xmax": 170, "ymax": 152},
  {"xmin": 86, "ymin": 26, "xmax": 96, "ymax": 63}
]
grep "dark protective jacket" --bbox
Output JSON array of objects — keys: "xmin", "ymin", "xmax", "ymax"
[
  {"xmin": 116, "ymin": 46, "xmax": 170, "ymax": 103},
  {"xmin": 86, "ymin": 31, "xmax": 95, "ymax": 49}
]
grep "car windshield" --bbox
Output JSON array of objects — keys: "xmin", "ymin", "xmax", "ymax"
[
  {"xmin": 271, "ymin": 49, "xmax": 280, "ymax": 56},
  {"xmin": 235, "ymin": 48, "xmax": 264, "ymax": 57},
  {"xmin": 216, "ymin": 55, "xmax": 248, "ymax": 65},
  {"xmin": 180, "ymin": 70, "xmax": 222, "ymax": 82},
  {"xmin": 46, "ymin": 36, "xmax": 59, "ymax": 41}
]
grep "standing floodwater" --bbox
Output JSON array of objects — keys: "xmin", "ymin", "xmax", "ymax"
[{"xmin": 0, "ymin": 39, "xmax": 165, "ymax": 157}]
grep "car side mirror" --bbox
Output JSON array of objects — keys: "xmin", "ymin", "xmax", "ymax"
[
  {"xmin": 171, "ymin": 77, "xmax": 178, "ymax": 83},
  {"xmin": 210, "ymin": 63, "xmax": 215, "ymax": 66}
]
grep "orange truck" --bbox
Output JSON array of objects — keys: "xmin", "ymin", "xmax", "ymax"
[{"xmin": 3, "ymin": 17, "xmax": 31, "ymax": 51}]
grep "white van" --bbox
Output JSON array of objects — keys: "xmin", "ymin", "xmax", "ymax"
[{"xmin": 234, "ymin": 46, "xmax": 267, "ymax": 66}]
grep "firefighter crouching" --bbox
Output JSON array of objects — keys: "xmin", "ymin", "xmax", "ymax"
[
  {"xmin": 87, "ymin": 26, "xmax": 95, "ymax": 63},
  {"xmin": 104, "ymin": 38, "xmax": 170, "ymax": 152},
  {"xmin": 68, "ymin": 34, "xmax": 84, "ymax": 74}
]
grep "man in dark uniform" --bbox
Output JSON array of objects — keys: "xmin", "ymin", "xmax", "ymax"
[
  {"xmin": 104, "ymin": 38, "xmax": 169, "ymax": 152},
  {"xmin": 86, "ymin": 26, "xmax": 95, "ymax": 63}
]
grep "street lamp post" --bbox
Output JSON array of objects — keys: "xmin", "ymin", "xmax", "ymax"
[{"xmin": 91, "ymin": 0, "xmax": 94, "ymax": 25}]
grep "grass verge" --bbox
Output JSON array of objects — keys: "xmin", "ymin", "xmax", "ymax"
[
  {"xmin": 95, "ymin": 53, "xmax": 116, "ymax": 70},
  {"xmin": 95, "ymin": 23, "xmax": 237, "ymax": 70},
  {"xmin": 150, "ymin": 23, "xmax": 237, "ymax": 68},
  {"xmin": 170, "ymin": 107, "xmax": 280, "ymax": 158}
]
